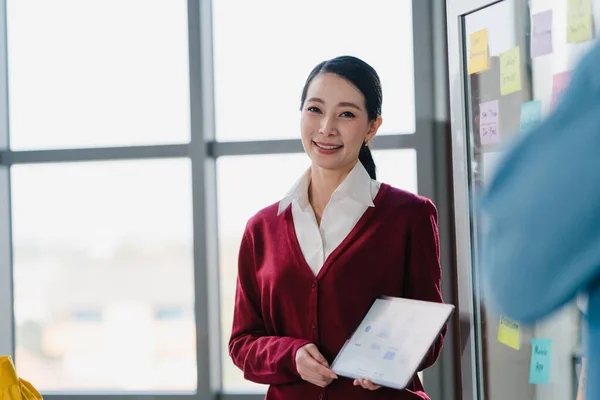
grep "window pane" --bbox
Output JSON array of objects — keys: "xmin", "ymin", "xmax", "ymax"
[
  {"xmin": 7, "ymin": 0, "xmax": 190, "ymax": 150},
  {"xmin": 11, "ymin": 159, "xmax": 196, "ymax": 392},
  {"xmin": 213, "ymin": 0, "xmax": 415, "ymax": 141},
  {"xmin": 373, "ymin": 149, "xmax": 418, "ymax": 194},
  {"xmin": 217, "ymin": 150, "xmax": 417, "ymax": 392},
  {"xmin": 217, "ymin": 154, "xmax": 309, "ymax": 393}
]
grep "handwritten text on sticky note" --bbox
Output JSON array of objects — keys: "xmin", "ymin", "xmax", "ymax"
[
  {"xmin": 520, "ymin": 101, "xmax": 542, "ymax": 134},
  {"xmin": 568, "ymin": 0, "xmax": 593, "ymax": 43},
  {"xmin": 551, "ymin": 71, "xmax": 572, "ymax": 110},
  {"xmin": 500, "ymin": 47, "xmax": 522, "ymax": 95},
  {"xmin": 479, "ymin": 100, "xmax": 500, "ymax": 145},
  {"xmin": 469, "ymin": 29, "xmax": 489, "ymax": 75},
  {"xmin": 498, "ymin": 315, "xmax": 520, "ymax": 350},
  {"xmin": 530, "ymin": 338, "xmax": 552, "ymax": 384},
  {"xmin": 531, "ymin": 11, "xmax": 553, "ymax": 58}
]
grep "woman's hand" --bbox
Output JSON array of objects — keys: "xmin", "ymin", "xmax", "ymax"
[
  {"xmin": 353, "ymin": 378, "xmax": 382, "ymax": 391},
  {"xmin": 295, "ymin": 343, "xmax": 338, "ymax": 387}
]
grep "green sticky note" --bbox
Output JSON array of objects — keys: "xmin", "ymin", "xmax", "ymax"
[
  {"xmin": 520, "ymin": 101, "xmax": 542, "ymax": 134},
  {"xmin": 498, "ymin": 315, "xmax": 520, "ymax": 350},
  {"xmin": 500, "ymin": 47, "xmax": 522, "ymax": 96},
  {"xmin": 529, "ymin": 338, "xmax": 552, "ymax": 384},
  {"xmin": 567, "ymin": 0, "xmax": 593, "ymax": 43}
]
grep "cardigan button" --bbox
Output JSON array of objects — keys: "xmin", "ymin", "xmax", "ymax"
[
  {"xmin": 318, "ymin": 394, "xmax": 324, "ymax": 400},
  {"xmin": 311, "ymin": 282, "xmax": 316, "ymax": 288},
  {"xmin": 311, "ymin": 323, "xmax": 316, "ymax": 329}
]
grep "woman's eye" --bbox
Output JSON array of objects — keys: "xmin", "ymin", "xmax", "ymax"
[
  {"xmin": 307, "ymin": 106, "xmax": 322, "ymax": 113},
  {"xmin": 340, "ymin": 111, "xmax": 355, "ymax": 118}
]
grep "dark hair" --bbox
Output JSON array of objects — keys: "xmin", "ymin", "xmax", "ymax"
[{"xmin": 300, "ymin": 55, "xmax": 382, "ymax": 180}]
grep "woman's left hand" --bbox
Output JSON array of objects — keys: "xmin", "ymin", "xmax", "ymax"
[{"xmin": 353, "ymin": 378, "xmax": 381, "ymax": 391}]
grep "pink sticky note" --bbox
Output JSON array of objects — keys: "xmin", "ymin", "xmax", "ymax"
[
  {"xmin": 551, "ymin": 71, "xmax": 571, "ymax": 110},
  {"xmin": 531, "ymin": 10, "xmax": 553, "ymax": 58},
  {"xmin": 479, "ymin": 100, "xmax": 500, "ymax": 145}
]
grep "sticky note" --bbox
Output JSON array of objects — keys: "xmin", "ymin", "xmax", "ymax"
[
  {"xmin": 500, "ymin": 47, "xmax": 522, "ymax": 95},
  {"xmin": 520, "ymin": 101, "xmax": 542, "ymax": 133},
  {"xmin": 529, "ymin": 338, "xmax": 552, "ymax": 384},
  {"xmin": 479, "ymin": 100, "xmax": 500, "ymax": 145},
  {"xmin": 498, "ymin": 315, "xmax": 520, "ymax": 350},
  {"xmin": 551, "ymin": 71, "xmax": 572, "ymax": 110},
  {"xmin": 567, "ymin": 0, "xmax": 593, "ymax": 43},
  {"xmin": 531, "ymin": 11, "xmax": 553, "ymax": 58},
  {"xmin": 469, "ymin": 29, "xmax": 489, "ymax": 75}
]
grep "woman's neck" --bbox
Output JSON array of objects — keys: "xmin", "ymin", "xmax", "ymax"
[{"xmin": 308, "ymin": 162, "xmax": 355, "ymax": 224}]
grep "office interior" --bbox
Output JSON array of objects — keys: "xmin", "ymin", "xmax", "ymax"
[{"xmin": 0, "ymin": 0, "xmax": 596, "ymax": 399}]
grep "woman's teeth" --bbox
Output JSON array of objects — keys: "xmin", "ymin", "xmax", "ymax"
[{"xmin": 315, "ymin": 143, "xmax": 343, "ymax": 150}]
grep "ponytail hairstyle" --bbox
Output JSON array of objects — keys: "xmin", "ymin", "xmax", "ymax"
[{"xmin": 300, "ymin": 55, "xmax": 382, "ymax": 179}]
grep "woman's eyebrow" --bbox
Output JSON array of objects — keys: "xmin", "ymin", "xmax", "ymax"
[{"xmin": 306, "ymin": 97, "xmax": 361, "ymax": 110}]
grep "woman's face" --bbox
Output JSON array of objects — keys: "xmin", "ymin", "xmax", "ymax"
[{"xmin": 300, "ymin": 73, "xmax": 381, "ymax": 174}]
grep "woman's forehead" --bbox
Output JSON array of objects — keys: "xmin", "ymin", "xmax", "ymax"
[{"xmin": 306, "ymin": 73, "xmax": 365, "ymax": 104}]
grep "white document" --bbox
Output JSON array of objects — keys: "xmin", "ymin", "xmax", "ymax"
[{"xmin": 330, "ymin": 296, "xmax": 454, "ymax": 390}]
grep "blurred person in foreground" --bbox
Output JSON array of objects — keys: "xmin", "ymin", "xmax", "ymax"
[{"xmin": 481, "ymin": 39, "xmax": 600, "ymax": 399}]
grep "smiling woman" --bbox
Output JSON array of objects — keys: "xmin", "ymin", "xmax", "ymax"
[
  {"xmin": 300, "ymin": 57, "xmax": 382, "ymax": 179},
  {"xmin": 227, "ymin": 56, "xmax": 446, "ymax": 400},
  {"xmin": 298, "ymin": 57, "xmax": 382, "ymax": 224}
]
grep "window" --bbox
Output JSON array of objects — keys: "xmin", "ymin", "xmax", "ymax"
[
  {"xmin": 6, "ymin": 0, "xmax": 190, "ymax": 150},
  {"xmin": 373, "ymin": 149, "xmax": 418, "ymax": 194},
  {"xmin": 11, "ymin": 159, "xmax": 196, "ymax": 391},
  {"xmin": 1, "ymin": 0, "xmax": 440, "ymax": 397},
  {"xmin": 212, "ymin": 0, "xmax": 415, "ymax": 141}
]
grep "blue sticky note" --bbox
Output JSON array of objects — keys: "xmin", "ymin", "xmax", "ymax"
[
  {"xmin": 520, "ymin": 100, "xmax": 542, "ymax": 133},
  {"xmin": 529, "ymin": 338, "xmax": 552, "ymax": 384}
]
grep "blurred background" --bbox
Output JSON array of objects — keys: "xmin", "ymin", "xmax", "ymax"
[{"xmin": 0, "ymin": 1, "xmax": 598, "ymax": 399}]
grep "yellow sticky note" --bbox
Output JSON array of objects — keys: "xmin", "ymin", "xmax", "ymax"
[
  {"xmin": 498, "ymin": 315, "xmax": 520, "ymax": 350},
  {"xmin": 568, "ymin": 0, "xmax": 593, "ymax": 43},
  {"xmin": 500, "ymin": 46, "xmax": 521, "ymax": 96},
  {"xmin": 469, "ymin": 29, "xmax": 489, "ymax": 75}
]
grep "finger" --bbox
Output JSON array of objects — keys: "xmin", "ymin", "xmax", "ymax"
[
  {"xmin": 304, "ymin": 357, "xmax": 338, "ymax": 380},
  {"xmin": 355, "ymin": 378, "xmax": 367, "ymax": 389},
  {"xmin": 363, "ymin": 379, "xmax": 381, "ymax": 390},
  {"xmin": 356, "ymin": 378, "xmax": 381, "ymax": 391},
  {"xmin": 302, "ymin": 372, "xmax": 333, "ymax": 388},
  {"xmin": 304, "ymin": 344, "xmax": 329, "ymax": 366}
]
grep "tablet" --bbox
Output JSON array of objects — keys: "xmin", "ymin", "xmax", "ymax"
[{"xmin": 330, "ymin": 296, "xmax": 454, "ymax": 390}]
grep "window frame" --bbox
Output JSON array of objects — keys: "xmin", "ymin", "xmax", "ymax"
[{"xmin": 0, "ymin": 1, "xmax": 458, "ymax": 399}]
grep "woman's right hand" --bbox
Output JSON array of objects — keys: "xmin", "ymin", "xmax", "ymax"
[{"xmin": 295, "ymin": 343, "xmax": 338, "ymax": 387}]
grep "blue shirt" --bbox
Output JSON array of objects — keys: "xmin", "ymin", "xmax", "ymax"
[{"xmin": 481, "ymin": 39, "xmax": 600, "ymax": 399}]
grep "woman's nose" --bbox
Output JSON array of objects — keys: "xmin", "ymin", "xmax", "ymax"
[{"xmin": 319, "ymin": 116, "xmax": 337, "ymax": 136}]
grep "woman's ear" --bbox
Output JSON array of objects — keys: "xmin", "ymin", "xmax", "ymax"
[{"xmin": 366, "ymin": 115, "xmax": 383, "ymax": 143}]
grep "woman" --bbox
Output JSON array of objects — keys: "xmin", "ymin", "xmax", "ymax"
[{"xmin": 229, "ymin": 55, "xmax": 446, "ymax": 400}]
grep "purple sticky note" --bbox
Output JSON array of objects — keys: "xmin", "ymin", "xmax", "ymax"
[
  {"xmin": 531, "ymin": 10, "xmax": 553, "ymax": 58},
  {"xmin": 479, "ymin": 100, "xmax": 500, "ymax": 145},
  {"xmin": 551, "ymin": 71, "xmax": 571, "ymax": 110}
]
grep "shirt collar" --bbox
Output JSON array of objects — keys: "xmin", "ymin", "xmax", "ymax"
[{"xmin": 277, "ymin": 161, "xmax": 376, "ymax": 216}]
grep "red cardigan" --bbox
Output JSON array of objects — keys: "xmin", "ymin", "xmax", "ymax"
[{"xmin": 229, "ymin": 184, "xmax": 446, "ymax": 400}]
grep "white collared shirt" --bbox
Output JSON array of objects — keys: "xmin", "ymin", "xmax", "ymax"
[{"xmin": 277, "ymin": 162, "xmax": 381, "ymax": 276}]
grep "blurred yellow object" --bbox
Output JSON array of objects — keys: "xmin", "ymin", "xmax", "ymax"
[{"xmin": 0, "ymin": 356, "xmax": 42, "ymax": 400}]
